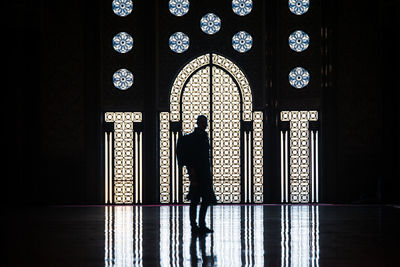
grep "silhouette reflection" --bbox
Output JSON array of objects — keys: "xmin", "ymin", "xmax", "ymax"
[{"xmin": 190, "ymin": 234, "xmax": 216, "ymax": 266}]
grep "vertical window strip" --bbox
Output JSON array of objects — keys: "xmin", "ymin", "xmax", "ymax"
[
  {"xmin": 104, "ymin": 112, "xmax": 142, "ymax": 204},
  {"xmin": 280, "ymin": 111, "xmax": 318, "ymax": 203},
  {"xmin": 159, "ymin": 112, "xmax": 170, "ymax": 203},
  {"xmin": 253, "ymin": 111, "xmax": 263, "ymax": 203}
]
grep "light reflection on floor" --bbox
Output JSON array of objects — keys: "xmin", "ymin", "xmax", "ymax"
[
  {"xmin": 159, "ymin": 205, "xmax": 257, "ymax": 266},
  {"xmin": 104, "ymin": 205, "xmax": 319, "ymax": 267},
  {"xmin": 105, "ymin": 206, "xmax": 143, "ymax": 267},
  {"xmin": 281, "ymin": 205, "xmax": 319, "ymax": 267},
  {"xmin": 7, "ymin": 204, "xmax": 398, "ymax": 266}
]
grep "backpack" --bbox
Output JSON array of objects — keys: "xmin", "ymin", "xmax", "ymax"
[{"xmin": 176, "ymin": 134, "xmax": 190, "ymax": 168}]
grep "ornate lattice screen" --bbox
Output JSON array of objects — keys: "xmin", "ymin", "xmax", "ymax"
[
  {"xmin": 160, "ymin": 53, "xmax": 263, "ymax": 204},
  {"xmin": 181, "ymin": 67, "xmax": 211, "ymax": 201},
  {"xmin": 104, "ymin": 112, "xmax": 143, "ymax": 204},
  {"xmin": 211, "ymin": 66, "xmax": 241, "ymax": 202},
  {"xmin": 280, "ymin": 111, "xmax": 318, "ymax": 203}
]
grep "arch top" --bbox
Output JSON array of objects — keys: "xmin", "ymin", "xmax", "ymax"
[{"xmin": 170, "ymin": 53, "xmax": 253, "ymax": 122}]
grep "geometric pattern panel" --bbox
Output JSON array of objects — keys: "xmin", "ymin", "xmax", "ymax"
[
  {"xmin": 253, "ymin": 111, "xmax": 264, "ymax": 203},
  {"xmin": 168, "ymin": 0, "xmax": 189, "ymax": 17},
  {"xmin": 113, "ymin": 32, "xmax": 134, "ymax": 54},
  {"xmin": 170, "ymin": 54, "xmax": 210, "ymax": 122},
  {"xmin": 170, "ymin": 54, "xmax": 253, "ymax": 121},
  {"xmin": 200, "ymin": 13, "xmax": 222, "ymax": 35},
  {"xmin": 169, "ymin": 32, "xmax": 190, "ymax": 54},
  {"xmin": 113, "ymin": 68, "xmax": 134, "ymax": 90},
  {"xmin": 105, "ymin": 112, "xmax": 142, "ymax": 204},
  {"xmin": 232, "ymin": 31, "xmax": 253, "ymax": 53},
  {"xmin": 232, "ymin": 0, "xmax": 253, "ymax": 16},
  {"xmin": 289, "ymin": 67, "xmax": 310, "ymax": 89},
  {"xmin": 212, "ymin": 53, "xmax": 252, "ymax": 121},
  {"xmin": 212, "ymin": 66, "xmax": 241, "ymax": 203},
  {"xmin": 181, "ymin": 67, "xmax": 211, "ymax": 201},
  {"xmin": 281, "ymin": 110, "xmax": 318, "ymax": 203},
  {"xmin": 163, "ymin": 53, "xmax": 262, "ymax": 204},
  {"xmin": 112, "ymin": 0, "xmax": 133, "ymax": 17},
  {"xmin": 288, "ymin": 0, "xmax": 310, "ymax": 16},
  {"xmin": 160, "ymin": 112, "xmax": 170, "ymax": 203},
  {"xmin": 288, "ymin": 30, "xmax": 309, "ymax": 52}
]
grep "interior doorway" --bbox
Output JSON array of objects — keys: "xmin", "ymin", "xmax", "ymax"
[{"xmin": 159, "ymin": 53, "xmax": 264, "ymax": 204}]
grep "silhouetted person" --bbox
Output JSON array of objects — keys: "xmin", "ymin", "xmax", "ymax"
[{"xmin": 177, "ymin": 115, "xmax": 217, "ymax": 235}]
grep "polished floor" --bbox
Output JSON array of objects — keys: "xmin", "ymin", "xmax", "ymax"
[{"xmin": 5, "ymin": 204, "xmax": 400, "ymax": 266}]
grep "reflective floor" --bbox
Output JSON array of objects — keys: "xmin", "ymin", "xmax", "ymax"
[{"xmin": 6, "ymin": 204, "xmax": 400, "ymax": 266}]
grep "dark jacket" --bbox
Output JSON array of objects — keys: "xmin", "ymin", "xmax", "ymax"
[{"xmin": 177, "ymin": 128, "xmax": 217, "ymax": 204}]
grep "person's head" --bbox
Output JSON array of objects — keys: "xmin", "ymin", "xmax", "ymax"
[{"xmin": 196, "ymin": 115, "xmax": 208, "ymax": 131}]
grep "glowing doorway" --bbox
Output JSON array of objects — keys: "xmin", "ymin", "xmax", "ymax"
[{"xmin": 160, "ymin": 54, "xmax": 263, "ymax": 204}]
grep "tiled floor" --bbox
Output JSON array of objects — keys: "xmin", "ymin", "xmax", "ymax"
[{"xmin": 6, "ymin": 204, "xmax": 400, "ymax": 266}]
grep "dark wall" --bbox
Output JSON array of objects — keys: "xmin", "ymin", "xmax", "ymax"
[
  {"xmin": 6, "ymin": 0, "xmax": 94, "ymax": 205},
  {"xmin": 324, "ymin": 0, "xmax": 399, "ymax": 203},
  {"xmin": 6, "ymin": 0, "xmax": 41, "ymax": 205},
  {"xmin": 6, "ymin": 0, "xmax": 399, "ymax": 205}
]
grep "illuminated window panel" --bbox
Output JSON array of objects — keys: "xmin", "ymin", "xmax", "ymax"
[
  {"xmin": 253, "ymin": 111, "xmax": 264, "ymax": 203},
  {"xmin": 171, "ymin": 54, "xmax": 252, "ymax": 122},
  {"xmin": 280, "ymin": 111, "xmax": 318, "ymax": 203},
  {"xmin": 160, "ymin": 112, "xmax": 171, "ymax": 203},
  {"xmin": 181, "ymin": 67, "xmax": 211, "ymax": 202},
  {"xmin": 181, "ymin": 67, "xmax": 211, "ymax": 135},
  {"xmin": 289, "ymin": 67, "xmax": 310, "ymax": 89},
  {"xmin": 164, "ymin": 53, "xmax": 262, "ymax": 204},
  {"xmin": 288, "ymin": 0, "xmax": 310, "ymax": 15},
  {"xmin": 170, "ymin": 54, "xmax": 210, "ymax": 122},
  {"xmin": 112, "ymin": 0, "xmax": 133, "ymax": 17},
  {"xmin": 200, "ymin": 13, "xmax": 221, "ymax": 35},
  {"xmin": 212, "ymin": 66, "xmax": 241, "ymax": 203},
  {"xmin": 113, "ymin": 68, "xmax": 134, "ymax": 90},
  {"xmin": 169, "ymin": 32, "xmax": 190, "ymax": 53},
  {"xmin": 232, "ymin": 0, "xmax": 253, "ymax": 16},
  {"xmin": 288, "ymin": 30, "xmax": 310, "ymax": 52},
  {"xmin": 113, "ymin": 32, "xmax": 133, "ymax": 54},
  {"xmin": 232, "ymin": 31, "xmax": 253, "ymax": 53},
  {"xmin": 105, "ymin": 112, "xmax": 143, "ymax": 204},
  {"xmin": 168, "ymin": 0, "xmax": 189, "ymax": 17},
  {"xmin": 212, "ymin": 54, "xmax": 253, "ymax": 121}
]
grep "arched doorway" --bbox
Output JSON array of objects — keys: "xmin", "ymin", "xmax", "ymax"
[{"xmin": 160, "ymin": 53, "xmax": 263, "ymax": 204}]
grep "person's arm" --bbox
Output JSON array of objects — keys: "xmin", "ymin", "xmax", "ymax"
[{"xmin": 187, "ymin": 166, "xmax": 198, "ymax": 186}]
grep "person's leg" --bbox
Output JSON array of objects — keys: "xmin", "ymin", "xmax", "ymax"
[
  {"xmin": 199, "ymin": 201, "xmax": 213, "ymax": 233},
  {"xmin": 189, "ymin": 200, "xmax": 198, "ymax": 228},
  {"xmin": 198, "ymin": 201, "xmax": 208, "ymax": 228}
]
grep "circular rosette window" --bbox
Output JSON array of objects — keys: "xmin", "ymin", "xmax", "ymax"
[
  {"xmin": 288, "ymin": 30, "xmax": 309, "ymax": 52},
  {"xmin": 169, "ymin": 0, "xmax": 189, "ymax": 16},
  {"xmin": 288, "ymin": 0, "xmax": 310, "ymax": 15},
  {"xmin": 289, "ymin": 67, "xmax": 310, "ymax": 89},
  {"xmin": 232, "ymin": 31, "xmax": 253, "ymax": 53},
  {"xmin": 200, "ymin": 13, "xmax": 221, "ymax": 35},
  {"xmin": 232, "ymin": 0, "xmax": 253, "ymax": 16},
  {"xmin": 113, "ymin": 69, "xmax": 134, "ymax": 90},
  {"xmin": 169, "ymin": 32, "xmax": 190, "ymax": 53},
  {"xmin": 112, "ymin": 32, "xmax": 134, "ymax": 53},
  {"xmin": 112, "ymin": 0, "xmax": 133, "ymax": 17}
]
